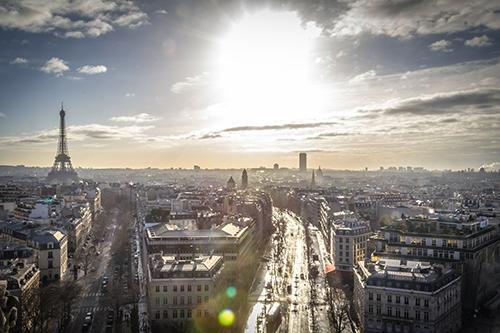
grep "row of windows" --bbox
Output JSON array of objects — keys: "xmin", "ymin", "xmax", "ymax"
[
  {"xmin": 155, "ymin": 295, "xmax": 209, "ymax": 305},
  {"xmin": 154, "ymin": 309, "xmax": 210, "ymax": 319},
  {"xmin": 367, "ymin": 305, "xmax": 429, "ymax": 321},
  {"xmin": 155, "ymin": 284, "xmax": 209, "ymax": 293},
  {"xmin": 368, "ymin": 293, "xmax": 429, "ymax": 307}
]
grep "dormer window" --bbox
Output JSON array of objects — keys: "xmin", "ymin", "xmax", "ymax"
[{"xmin": 48, "ymin": 242, "xmax": 54, "ymax": 249}]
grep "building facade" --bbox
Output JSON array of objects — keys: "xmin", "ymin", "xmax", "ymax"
[
  {"xmin": 147, "ymin": 254, "xmax": 224, "ymax": 326},
  {"xmin": 354, "ymin": 258, "xmax": 461, "ymax": 333},
  {"xmin": 331, "ymin": 216, "xmax": 371, "ymax": 272}
]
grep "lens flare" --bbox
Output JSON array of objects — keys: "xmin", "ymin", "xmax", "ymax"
[
  {"xmin": 218, "ymin": 308, "xmax": 235, "ymax": 327},
  {"xmin": 226, "ymin": 286, "xmax": 237, "ymax": 298}
]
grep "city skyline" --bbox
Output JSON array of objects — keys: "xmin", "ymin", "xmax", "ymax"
[{"xmin": 1, "ymin": 0, "xmax": 499, "ymax": 170}]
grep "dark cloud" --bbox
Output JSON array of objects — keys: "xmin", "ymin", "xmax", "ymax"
[
  {"xmin": 220, "ymin": 121, "xmax": 336, "ymax": 133},
  {"xmin": 384, "ymin": 88, "xmax": 500, "ymax": 115}
]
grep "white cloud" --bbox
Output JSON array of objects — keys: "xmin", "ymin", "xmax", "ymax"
[
  {"xmin": 77, "ymin": 65, "xmax": 107, "ymax": 74},
  {"xmin": 155, "ymin": 9, "xmax": 168, "ymax": 15},
  {"xmin": 110, "ymin": 113, "xmax": 160, "ymax": 123},
  {"xmin": 40, "ymin": 57, "xmax": 69, "ymax": 76},
  {"xmin": 465, "ymin": 35, "xmax": 493, "ymax": 47},
  {"xmin": 349, "ymin": 70, "xmax": 376, "ymax": 84},
  {"xmin": 429, "ymin": 39, "xmax": 453, "ymax": 52},
  {"xmin": 125, "ymin": 92, "xmax": 135, "ymax": 97},
  {"xmin": 10, "ymin": 57, "xmax": 28, "ymax": 65},
  {"xmin": 0, "ymin": 0, "xmax": 148, "ymax": 38},
  {"xmin": 170, "ymin": 72, "xmax": 210, "ymax": 94},
  {"xmin": 329, "ymin": 0, "xmax": 500, "ymax": 37}
]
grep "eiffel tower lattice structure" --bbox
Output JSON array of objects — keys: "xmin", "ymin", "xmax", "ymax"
[{"xmin": 46, "ymin": 104, "xmax": 79, "ymax": 184}]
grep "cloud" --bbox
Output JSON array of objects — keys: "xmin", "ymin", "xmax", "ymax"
[
  {"xmin": 0, "ymin": 124, "xmax": 154, "ymax": 145},
  {"xmin": 429, "ymin": 39, "xmax": 453, "ymax": 52},
  {"xmin": 155, "ymin": 9, "xmax": 168, "ymax": 15},
  {"xmin": 0, "ymin": 0, "xmax": 148, "ymax": 38},
  {"xmin": 220, "ymin": 122, "xmax": 336, "ymax": 133},
  {"xmin": 324, "ymin": 0, "xmax": 500, "ymax": 37},
  {"xmin": 349, "ymin": 70, "xmax": 376, "ymax": 84},
  {"xmin": 10, "ymin": 57, "xmax": 28, "ymax": 65},
  {"xmin": 77, "ymin": 65, "xmax": 107, "ymax": 74},
  {"xmin": 110, "ymin": 113, "xmax": 160, "ymax": 123},
  {"xmin": 125, "ymin": 92, "xmax": 135, "ymax": 97},
  {"xmin": 382, "ymin": 88, "xmax": 500, "ymax": 115},
  {"xmin": 465, "ymin": 35, "xmax": 493, "ymax": 48},
  {"xmin": 170, "ymin": 72, "xmax": 209, "ymax": 94},
  {"xmin": 170, "ymin": 72, "xmax": 210, "ymax": 94},
  {"xmin": 40, "ymin": 57, "xmax": 69, "ymax": 76}
]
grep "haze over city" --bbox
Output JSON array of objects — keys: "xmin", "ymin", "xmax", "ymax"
[{"xmin": 1, "ymin": 0, "xmax": 499, "ymax": 170}]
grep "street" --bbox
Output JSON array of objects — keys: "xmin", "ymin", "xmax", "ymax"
[{"xmin": 65, "ymin": 204, "xmax": 138, "ymax": 333}]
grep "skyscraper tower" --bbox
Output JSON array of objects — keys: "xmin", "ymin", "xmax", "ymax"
[
  {"xmin": 46, "ymin": 104, "xmax": 78, "ymax": 184},
  {"xmin": 241, "ymin": 169, "xmax": 248, "ymax": 189},
  {"xmin": 299, "ymin": 152, "xmax": 307, "ymax": 172},
  {"xmin": 310, "ymin": 169, "xmax": 316, "ymax": 189}
]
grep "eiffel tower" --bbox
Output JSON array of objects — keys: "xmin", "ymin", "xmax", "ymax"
[{"xmin": 46, "ymin": 103, "xmax": 78, "ymax": 184}]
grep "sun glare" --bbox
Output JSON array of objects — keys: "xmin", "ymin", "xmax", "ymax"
[{"xmin": 214, "ymin": 10, "xmax": 323, "ymax": 124}]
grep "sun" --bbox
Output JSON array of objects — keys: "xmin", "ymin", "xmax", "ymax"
[{"xmin": 213, "ymin": 10, "xmax": 324, "ymax": 125}]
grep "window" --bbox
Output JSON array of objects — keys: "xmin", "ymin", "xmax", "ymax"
[
  {"xmin": 339, "ymin": 244, "xmax": 343, "ymax": 250},
  {"xmin": 155, "ymin": 311, "xmax": 160, "ymax": 319},
  {"xmin": 188, "ymin": 285, "xmax": 192, "ymax": 292},
  {"xmin": 197, "ymin": 296, "xmax": 202, "ymax": 304},
  {"xmin": 376, "ymin": 306, "xmax": 381, "ymax": 315},
  {"xmin": 173, "ymin": 310, "xmax": 178, "ymax": 319},
  {"xmin": 396, "ymin": 308, "xmax": 400, "ymax": 317},
  {"xmin": 416, "ymin": 298, "xmax": 420, "ymax": 306},
  {"xmin": 180, "ymin": 285, "xmax": 185, "ymax": 292},
  {"xmin": 173, "ymin": 285, "xmax": 178, "ymax": 292},
  {"xmin": 404, "ymin": 308, "xmax": 409, "ymax": 319},
  {"xmin": 163, "ymin": 310, "xmax": 168, "ymax": 319},
  {"xmin": 387, "ymin": 295, "xmax": 392, "ymax": 303},
  {"xmin": 369, "ymin": 292, "xmax": 373, "ymax": 301},
  {"xmin": 197, "ymin": 285, "xmax": 202, "ymax": 292},
  {"xmin": 180, "ymin": 310, "xmax": 185, "ymax": 318},
  {"xmin": 396, "ymin": 296, "xmax": 400, "ymax": 304},
  {"xmin": 163, "ymin": 286, "xmax": 167, "ymax": 292},
  {"xmin": 424, "ymin": 312, "xmax": 429, "ymax": 322},
  {"xmin": 188, "ymin": 296, "xmax": 192, "ymax": 305},
  {"xmin": 187, "ymin": 310, "xmax": 192, "ymax": 318},
  {"xmin": 416, "ymin": 310, "xmax": 421, "ymax": 320},
  {"xmin": 376, "ymin": 294, "xmax": 381, "ymax": 301},
  {"xmin": 180, "ymin": 296, "xmax": 185, "ymax": 305},
  {"xmin": 173, "ymin": 296, "xmax": 177, "ymax": 305},
  {"xmin": 48, "ymin": 260, "xmax": 53, "ymax": 269},
  {"xmin": 155, "ymin": 286, "xmax": 160, "ymax": 292},
  {"xmin": 404, "ymin": 297, "xmax": 409, "ymax": 305},
  {"xmin": 155, "ymin": 297, "xmax": 160, "ymax": 305},
  {"xmin": 368, "ymin": 305, "xmax": 373, "ymax": 313},
  {"xmin": 163, "ymin": 296, "xmax": 167, "ymax": 305},
  {"xmin": 197, "ymin": 310, "xmax": 202, "ymax": 317},
  {"xmin": 204, "ymin": 296, "xmax": 209, "ymax": 303},
  {"xmin": 204, "ymin": 310, "xmax": 209, "ymax": 318},
  {"xmin": 204, "ymin": 284, "xmax": 209, "ymax": 292},
  {"xmin": 48, "ymin": 251, "xmax": 53, "ymax": 259},
  {"xmin": 339, "ymin": 238, "xmax": 343, "ymax": 243},
  {"xmin": 387, "ymin": 306, "xmax": 392, "ymax": 316},
  {"xmin": 424, "ymin": 299, "xmax": 429, "ymax": 307}
]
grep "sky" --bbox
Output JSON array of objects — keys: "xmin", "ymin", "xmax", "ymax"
[{"xmin": 0, "ymin": 0, "xmax": 499, "ymax": 170}]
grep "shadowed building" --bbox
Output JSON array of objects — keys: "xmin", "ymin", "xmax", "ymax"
[
  {"xmin": 241, "ymin": 169, "xmax": 248, "ymax": 189},
  {"xmin": 46, "ymin": 104, "xmax": 78, "ymax": 184},
  {"xmin": 299, "ymin": 152, "xmax": 307, "ymax": 171}
]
